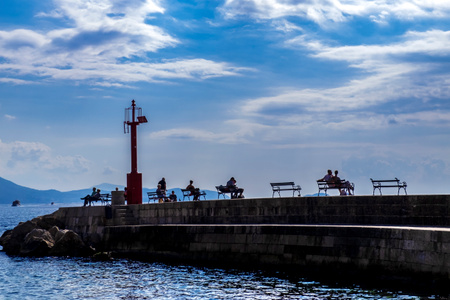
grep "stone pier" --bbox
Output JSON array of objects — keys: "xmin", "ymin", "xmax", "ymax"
[{"xmin": 52, "ymin": 194, "xmax": 450, "ymax": 291}]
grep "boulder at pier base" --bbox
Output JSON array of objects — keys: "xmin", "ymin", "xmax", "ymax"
[{"xmin": 21, "ymin": 229, "xmax": 55, "ymax": 256}]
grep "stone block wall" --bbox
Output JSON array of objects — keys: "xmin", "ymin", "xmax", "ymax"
[
  {"xmin": 121, "ymin": 194, "xmax": 450, "ymax": 226},
  {"xmin": 102, "ymin": 224, "xmax": 450, "ymax": 282}
]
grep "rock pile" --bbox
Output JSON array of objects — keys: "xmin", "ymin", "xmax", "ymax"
[{"xmin": 0, "ymin": 214, "xmax": 94, "ymax": 257}]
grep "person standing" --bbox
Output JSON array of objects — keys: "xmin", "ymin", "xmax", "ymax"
[{"xmin": 158, "ymin": 177, "xmax": 167, "ymax": 193}]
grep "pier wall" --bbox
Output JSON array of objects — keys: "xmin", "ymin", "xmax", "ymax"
[
  {"xmin": 53, "ymin": 194, "xmax": 450, "ymax": 287},
  {"xmin": 120, "ymin": 194, "xmax": 450, "ymax": 226}
]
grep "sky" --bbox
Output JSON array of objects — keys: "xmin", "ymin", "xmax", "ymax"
[{"xmin": 1, "ymin": 0, "xmax": 450, "ymax": 198}]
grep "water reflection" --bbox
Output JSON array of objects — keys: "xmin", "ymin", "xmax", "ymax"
[{"xmin": 0, "ymin": 254, "xmax": 427, "ymax": 299}]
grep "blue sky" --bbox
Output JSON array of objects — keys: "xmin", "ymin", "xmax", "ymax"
[{"xmin": 1, "ymin": 0, "xmax": 449, "ymax": 197}]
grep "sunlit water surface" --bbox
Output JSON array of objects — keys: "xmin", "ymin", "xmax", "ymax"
[{"xmin": 0, "ymin": 204, "xmax": 441, "ymax": 299}]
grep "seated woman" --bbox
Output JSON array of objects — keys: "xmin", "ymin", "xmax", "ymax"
[
  {"xmin": 333, "ymin": 170, "xmax": 354, "ymax": 195},
  {"xmin": 156, "ymin": 184, "xmax": 166, "ymax": 203}
]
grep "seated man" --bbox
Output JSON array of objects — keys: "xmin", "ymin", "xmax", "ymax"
[
  {"xmin": 186, "ymin": 180, "xmax": 200, "ymax": 201},
  {"xmin": 82, "ymin": 187, "xmax": 97, "ymax": 207},
  {"xmin": 317, "ymin": 169, "xmax": 333, "ymax": 183},
  {"xmin": 169, "ymin": 191, "xmax": 177, "ymax": 202},
  {"xmin": 226, "ymin": 177, "xmax": 244, "ymax": 198}
]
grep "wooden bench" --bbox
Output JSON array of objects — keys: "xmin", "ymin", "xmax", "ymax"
[
  {"xmin": 147, "ymin": 191, "xmax": 169, "ymax": 203},
  {"xmin": 215, "ymin": 185, "xmax": 233, "ymax": 199},
  {"xmin": 370, "ymin": 178, "xmax": 407, "ymax": 195},
  {"xmin": 270, "ymin": 182, "xmax": 301, "ymax": 197},
  {"xmin": 100, "ymin": 193, "xmax": 111, "ymax": 205},
  {"xmin": 181, "ymin": 189, "xmax": 206, "ymax": 201},
  {"xmin": 317, "ymin": 180, "xmax": 354, "ymax": 196}
]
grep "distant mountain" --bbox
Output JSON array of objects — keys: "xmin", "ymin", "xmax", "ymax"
[{"xmin": 0, "ymin": 177, "xmax": 221, "ymax": 205}]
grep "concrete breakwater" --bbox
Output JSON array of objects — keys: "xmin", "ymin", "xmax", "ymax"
[{"xmin": 52, "ymin": 194, "xmax": 450, "ymax": 291}]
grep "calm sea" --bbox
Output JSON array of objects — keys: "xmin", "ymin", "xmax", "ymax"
[{"xmin": 0, "ymin": 204, "xmax": 439, "ymax": 299}]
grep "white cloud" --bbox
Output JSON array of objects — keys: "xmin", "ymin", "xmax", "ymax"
[
  {"xmin": 4, "ymin": 114, "xmax": 16, "ymax": 120},
  {"xmin": 0, "ymin": 140, "xmax": 90, "ymax": 174},
  {"xmin": 0, "ymin": 0, "xmax": 247, "ymax": 85},
  {"xmin": 238, "ymin": 29, "xmax": 450, "ymax": 129}
]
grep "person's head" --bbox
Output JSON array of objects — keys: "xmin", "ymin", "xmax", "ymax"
[
  {"xmin": 230, "ymin": 177, "xmax": 235, "ymax": 181},
  {"xmin": 334, "ymin": 170, "xmax": 338, "ymax": 175},
  {"xmin": 171, "ymin": 191, "xmax": 175, "ymax": 194},
  {"xmin": 97, "ymin": 189, "xmax": 101, "ymax": 192},
  {"xmin": 190, "ymin": 180, "xmax": 193, "ymax": 184},
  {"xmin": 162, "ymin": 177, "xmax": 165, "ymax": 181},
  {"xmin": 327, "ymin": 170, "xmax": 332, "ymax": 175},
  {"xmin": 92, "ymin": 187, "xmax": 96, "ymax": 191},
  {"xmin": 157, "ymin": 184, "xmax": 161, "ymax": 188}
]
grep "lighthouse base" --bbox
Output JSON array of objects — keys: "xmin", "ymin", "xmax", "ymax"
[{"xmin": 127, "ymin": 172, "xmax": 142, "ymax": 204}]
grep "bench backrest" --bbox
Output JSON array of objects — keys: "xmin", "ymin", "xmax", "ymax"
[
  {"xmin": 216, "ymin": 185, "xmax": 230, "ymax": 192},
  {"xmin": 370, "ymin": 178, "xmax": 400, "ymax": 182},
  {"xmin": 270, "ymin": 182, "xmax": 295, "ymax": 187},
  {"xmin": 318, "ymin": 180, "xmax": 346, "ymax": 185},
  {"xmin": 181, "ymin": 189, "xmax": 191, "ymax": 196},
  {"xmin": 370, "ymin": 178, "xmax": 406, "ymax": 186}
]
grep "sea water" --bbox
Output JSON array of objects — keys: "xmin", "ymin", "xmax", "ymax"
[{"xmin": 0, "ymin": 204, "xmax": 439, "ymax": 299}]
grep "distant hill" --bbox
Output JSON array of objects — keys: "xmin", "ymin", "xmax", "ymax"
[{"xmin": 0, "ymin": 177, "xmax": 221, "ymax": 205}]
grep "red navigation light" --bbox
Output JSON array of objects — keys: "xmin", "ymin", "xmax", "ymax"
[{"xmin": 124, "ymin": 100, "xmax": 148, "ymax": 205}]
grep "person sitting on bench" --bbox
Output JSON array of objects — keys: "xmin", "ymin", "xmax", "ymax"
[
  {"xmin": 317, "ymin": 169, "xmax": 333, "ymax": 183},
  {"xmin": 156, "ymin": 184, "xmax": 166, "ymax": 203},
  {"xmin": 332, "ymin": 170, "xmax": 354, "ymax": 196},
  {"xmin": 169, "ymin": 190, "xmax": 177, "ymax": 202},
  {"xmin": 186, "ymin": 180, "xmax": 200, "ymax": 201},
  {"xmin": 227, "ymin": 177, "xmax": 244, "ymax": 198},
  {"xmin": 82, "ymin": 187, "xmax": 98, "ymax": 206}
]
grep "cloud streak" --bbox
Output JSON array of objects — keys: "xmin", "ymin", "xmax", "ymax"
[{"xmin": 221, "ymin": 0, "xmax": 450, "ymax": 26}]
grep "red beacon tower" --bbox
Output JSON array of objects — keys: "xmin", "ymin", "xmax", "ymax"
[{"xmin": 124, "ymin": 100, "xmax": 148, "ymax": 204}]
